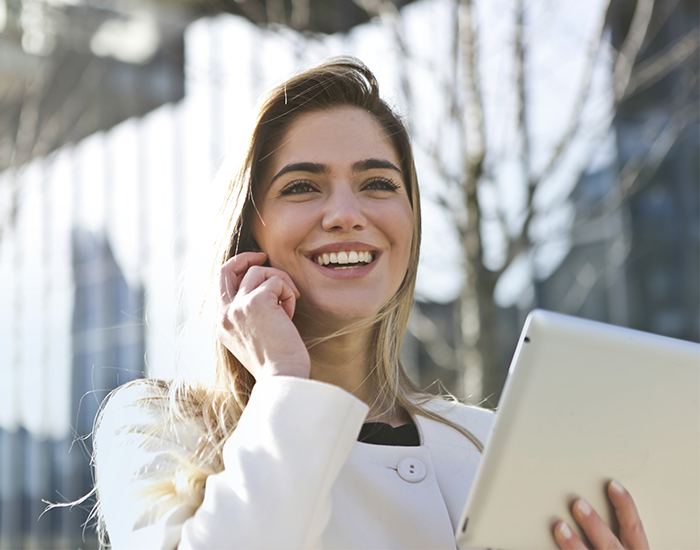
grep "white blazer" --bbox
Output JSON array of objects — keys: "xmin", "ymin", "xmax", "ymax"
[{"xmin": 96, "ymin": 376, "xmax": 495, "ymax": 549}]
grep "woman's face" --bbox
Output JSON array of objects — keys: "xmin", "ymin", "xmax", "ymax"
[{"xmin": 251, "ymin": 106, "xmax": 414, "ymax": 328}]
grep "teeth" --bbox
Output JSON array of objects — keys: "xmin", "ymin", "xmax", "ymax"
[{"xmin": 314, "ymin": 251, "xmax": 374, "ymax": 267}]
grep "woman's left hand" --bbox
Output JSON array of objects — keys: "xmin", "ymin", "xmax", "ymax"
[{"xmin": 554, "ymin": 480, "xmax": 650, "ymax": 550}]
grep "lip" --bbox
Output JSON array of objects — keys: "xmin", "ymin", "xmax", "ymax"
[{"xmin": 305, "ymin": 241, "xmax": 381, "ymax": 279}]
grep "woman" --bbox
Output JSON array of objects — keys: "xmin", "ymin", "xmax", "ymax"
[{"xmin": 94, "ymin": 57, "xmax": 648, "ymax": 549}]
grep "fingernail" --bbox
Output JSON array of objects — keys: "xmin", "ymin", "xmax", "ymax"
[
  {"xmin": 558, "ymin": 522, "xmax": 573, "ymax": 540},
  {"xmin": 576, "ymin": 499, "xmax": 591, "ymax": 516},
  {"xmin": 611, "ymin": 479, "xmax": 625, "ymax": 494}
]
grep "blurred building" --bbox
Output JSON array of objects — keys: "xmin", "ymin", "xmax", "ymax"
[{"xmin": 0, "ymin": 1, "xmax": 189, "ymax": 546}]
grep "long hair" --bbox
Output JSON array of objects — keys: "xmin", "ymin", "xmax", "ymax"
[
  {"xmin": 210, "ymin": 55, "xmax": 424, "ymax": 422},
  {"xmin": 93, "ymin": 57, "xmax": 483, "ymax": 543}
]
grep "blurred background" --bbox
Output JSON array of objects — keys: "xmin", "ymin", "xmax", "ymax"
[{"xmin": 0, "ymin": 0, "xmax": 697, "ymax": 547}]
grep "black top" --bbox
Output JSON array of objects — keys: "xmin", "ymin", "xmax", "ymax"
[{"xmin": 357, "ymin": 422, "xmax": 420, "ymax": 446}]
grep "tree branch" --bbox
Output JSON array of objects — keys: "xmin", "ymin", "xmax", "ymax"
[
  {"xmin": 612, "ymin": 0, "xmax": 655, "ymax": 103},
  {"xmin": 498, "ymin": 0, "xmax": 533, "ymax": 278},
  {"xmin": 514, "ymin": 0, "xmax": 530, "ymax": 180},
  {"xmin": 459, "ymin": 0, "xmax": 485, "ymax": 173},
  {"xmin": 458, "ymin": 0, "xmax": 487, "ymax": 277},
  {"xmin": 618, "ymin": 104, "xmax": 696, "ymax": 199},
  {"xmin": 533, "ymin": 0, "xmax": 611, "ymax": 186},
  {"xmin": 624, "ymin": 27, "xmax": 700, "ymax": 99},
  {"xmin": 559, "ymin": 237, "xmax": 631, "ymax": 314},
  {"xmin": 571, "ymin": 84, "xmax": 697, "ymax": 229}
]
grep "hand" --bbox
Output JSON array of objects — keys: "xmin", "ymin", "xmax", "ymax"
[
  {"xmin": 554, "ymin": 481, "xmax": 649, "ymax": 550},
  {"xmin": 216, "ymin": 252, "xmax": 310, "ymax": 380}
]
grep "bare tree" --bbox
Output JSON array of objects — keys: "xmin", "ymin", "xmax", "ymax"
[{"xmin": 375, "ymin": 0, "xmax": 698, "ymax": 404}]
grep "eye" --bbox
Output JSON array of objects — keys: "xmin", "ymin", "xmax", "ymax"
[
  {"xmin": 279, "ymin": 180, "xmax": 317, "ymax": 196},
  {"xmin": 364, "ymin": 177, "xmax": 401, "ymax": 192}
]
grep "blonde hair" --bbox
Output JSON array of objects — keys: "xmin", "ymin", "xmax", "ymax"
[{"xmin": 93, "ymin": 56, "xmax": 483, "ymax": 544}]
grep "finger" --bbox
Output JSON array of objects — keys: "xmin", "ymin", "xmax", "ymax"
[
  {"xmin": 218, "ymin": 253, "xmax": 269, "ymax": 303},
  {"xmin": 608, "ymin": 480, "xmax": 650, "ymax": 550},
  {"xmin": 218, "ymin": 268, "xmax": 238, "ymax": 307},
  {"xmin": 224, "ymin": 252, "xmax": 269, "ymax": 278},
  {"xmin": 254, "ymin": 276, "xmax": 297, "ymax": 319},
  {"xmin": 571, "ymin": 498, "xmax": 623, "ymax": 550},
  {"xmin": 553, "ymin": 521, "xmax": 587, "ymax": 550},
  {"xmin": 222, "ymin": 252, "xmax": 269, "ymax": 283},
  {"xmin": 238, "ymin": 265, "xmax": 300, "ymax": 300}
]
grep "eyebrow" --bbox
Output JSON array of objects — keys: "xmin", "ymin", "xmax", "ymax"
[
  {"xmin": 269, "ymin": 158, "xmax": 403, "ymax": 186},
  {"xmin": 269, "ymin": 162, "xmax": 329, "ymax": 186},
  {"xmin": 352, "ymin": 158, "xmax": 402, "ymax": 175}
]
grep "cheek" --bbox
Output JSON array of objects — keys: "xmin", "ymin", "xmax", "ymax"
[
  {"xmin": 390, "ymin": 205, "xmax": 415, "ymax": 249},
  {"xmin": 250, "ymin": 213, "xmax": 272, "ymax": 255},
  {"xmin": 384, "ymin": 204, "xmax": 415, "ymax": 273},
  {"xmin": 250, "ymin": 206, "xmax": 304, "ymax": 264}
]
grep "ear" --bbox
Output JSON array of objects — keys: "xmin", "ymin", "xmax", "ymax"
[
  {"xmin": 248, "ymin": 237, "xmax": 262, "ymax": 253},
  {"xmin": 245, "ymin": 237, "xmax": 271, "ymax": 267}
]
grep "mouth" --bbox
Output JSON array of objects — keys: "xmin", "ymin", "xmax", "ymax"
[{"xmin": 311, "ymin": 250, "xmax": 377, "ymax": 269}]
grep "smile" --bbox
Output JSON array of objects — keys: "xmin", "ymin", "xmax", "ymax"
[{"xmin": 312, "ymin": 250, "xmax": 376, "ymax": 268}]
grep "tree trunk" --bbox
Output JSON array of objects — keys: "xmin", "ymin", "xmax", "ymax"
[
  {"xmin": 457, "ymin": 0, "xmax": 501, "ymax": 406},
  {"xmin": 458, "ymin": 194, "xmax": 500, "ymax": 406}
]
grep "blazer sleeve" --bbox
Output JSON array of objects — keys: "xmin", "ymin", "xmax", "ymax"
[{"xmin": 95, "ymin": 376, "xmax": 370, "ymax": 550}]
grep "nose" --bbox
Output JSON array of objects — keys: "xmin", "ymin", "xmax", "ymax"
[{"xmin": 321, "ymin": 186, "xmax": 367, "ymax": 232}]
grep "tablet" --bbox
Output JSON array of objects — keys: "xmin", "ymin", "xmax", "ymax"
[{"xmin": 456, "ymin": 309, "xmax": 700, "ymax": 550}]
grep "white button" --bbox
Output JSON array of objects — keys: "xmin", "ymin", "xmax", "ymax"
[{"xmin": 397, "ymin": 457, "xmax": 427, "ymax": 483}]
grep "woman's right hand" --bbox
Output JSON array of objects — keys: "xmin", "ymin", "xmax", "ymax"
[{"xmin": 216, "ymin": 252, "xmax": 310, "ymax": 380}]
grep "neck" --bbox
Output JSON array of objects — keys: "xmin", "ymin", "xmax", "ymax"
[
  {"xmin": 298, "ymin": 323, "xmax": 410, "ymax": 427},
  {"xmin": 305, "ymin": 327, "xmax": 376, "ymax": 404},
  {"xmin": 294, "ymin": 311, "xmax": 410, "ymax": 427}
]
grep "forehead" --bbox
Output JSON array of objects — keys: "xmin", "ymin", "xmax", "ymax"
[{"xmin": 268, "ymin": 107, "xmax": 400, "ymax": 176}]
